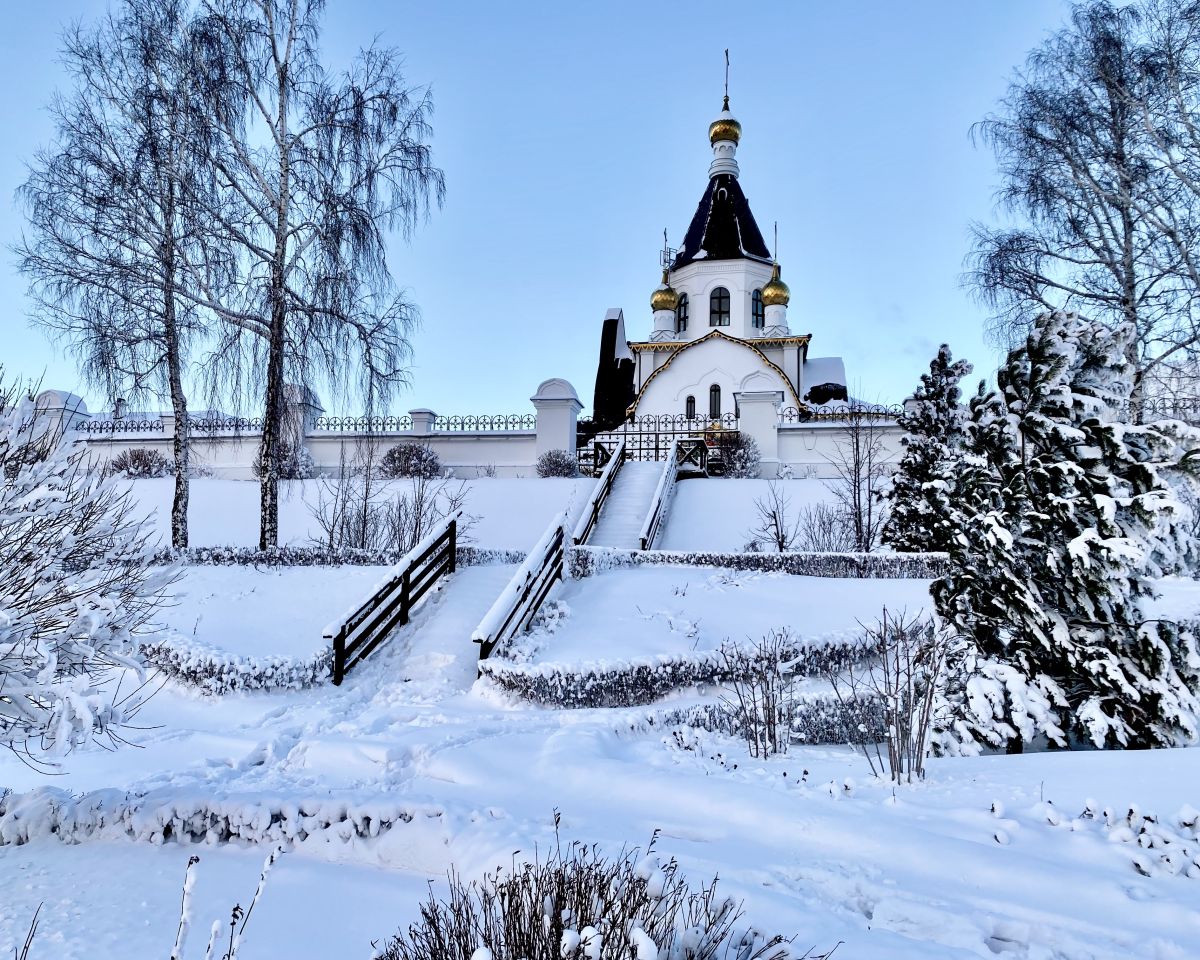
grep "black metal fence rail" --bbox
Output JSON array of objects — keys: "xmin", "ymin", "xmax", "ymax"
[
  {"xmin": 325, "ymin": 511, "xmax": 459, "ymax": 685},
  {"xmin": 578, "ymin": 413, "xmax": 739, "ymax": 470},
  {"xmin": 571, "ymin": 440, "xmax": 627, "ymax": 544},
  {"xmin": 472, "ymin": 515, "xmax": 567, "ymax": 662},
  {"xmin": 313, "ymin": 415, "xmax": 413, "ymax": 432},
  {"xmin": 778, "ymin": 403, "xmax": 904, "ymax": 423},
  {"xmin": 434, "ymin": 414, "xmax": 535, "ymax": 431}
]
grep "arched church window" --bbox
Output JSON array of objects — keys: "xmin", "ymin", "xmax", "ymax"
[
  {"xmin": 685, "ymin": 395, "xmax": 696, "ymax": 419},
  {"xmin": 676, "ymin": 293, "xmax": 689, "ymax": 334},
  {"xmin": 709, "ymin": 384, "xmax": 721, "ymax": 419},
  {"xmin": 709, "ymin": 287, "xmax": 730, "ymax": 327},
  {"xmin": 752, "ymin": 289, "xmax": 765, "ymax": 329}
]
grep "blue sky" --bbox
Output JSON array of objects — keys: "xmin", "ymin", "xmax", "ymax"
[{"xmin": 0, "ymin": 1, "xmax": 1073, "ymax": 418}]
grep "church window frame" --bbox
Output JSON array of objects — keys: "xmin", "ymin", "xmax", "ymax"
[
  {"xmin": 685, "ymin": 395, "xmax": 696, "ymax": 419},
  {"xmin": 709, "ymin": 384, "xmax": 721, "ymax": 419},
  {"xmin": 676, "ymin": 293, "xmax": 689, "ymax": 334},
  {"xmin": 752, "ymin": 289, "xmax": 765, "ymax": 329},
  {"xmin": 709, "ymin": 287, "xmax": 731, "ymax": 327}
]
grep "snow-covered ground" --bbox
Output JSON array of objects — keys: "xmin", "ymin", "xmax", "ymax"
[
  {"xmin": 127, "ymin": 477, "xmax": 594, "ymax": 551},
  {"xmin": 509, "ymin": 566, "xmax": 932, "ymax": 666},
  {"xmin": 157, "ymin": 565, "xmax": 394, "ymax": 658},
  {"xmin": 3, "ymin": 483, "xmax": 1200, "ymax": 959},
  {"xmin": 659, "ymin": 478, "xmax": 838, "ymax": 552}
]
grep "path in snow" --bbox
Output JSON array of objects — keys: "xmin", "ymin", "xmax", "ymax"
[{"xmin": 587, "ymin": 461, "xmax": 663, "ymax": 548}]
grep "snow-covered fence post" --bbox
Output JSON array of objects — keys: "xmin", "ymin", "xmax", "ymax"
[
  {"xmin": 531, "ymin": 378, "xmax": 583, "ymax": 459},
  {"xmin": 408, "ymin": 408, "xmax": 436, "ymax": 436},
  {"xmin": 32, "ymin": 389, "xmax": 90, "ymax": 441}
]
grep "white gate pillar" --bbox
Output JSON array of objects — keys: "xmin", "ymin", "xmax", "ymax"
[
  {"xmin": 531, "ymin": 378, "xmax": 583, "ymax": 459},
  {"xmin": 736, "ymin": 390, "xmax": 783, "ymax": 478}
]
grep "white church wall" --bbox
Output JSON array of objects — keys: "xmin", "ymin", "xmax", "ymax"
[
  {"xmin": 777, "ymin": 421, "xmax": 905, "ymax": 479},
  {"xmin": 633, "ymin": 338, "xmax": 795, "ymax": 419},
  {"xmin": 669, "ymin": 259, "xmax": 773, "ymax": 342}
]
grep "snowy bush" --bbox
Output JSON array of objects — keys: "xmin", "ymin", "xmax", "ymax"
[
  {"xmin": 140, "ymin": 634, "xmax": 332, "ymax": 694},
  {"xmin": 0, "ymin": 783, "xmax": 442, "ymax": 847},
  {"xmin": 0, "ymin": 387, "xmax": 173, "ymax": 760},
  {"xmin": 380, "ymin": 442, "xmax": 442, "ymax": 479},
  {"xmin": 480, "ymin": 636, "xmax": 870, "ymax": 709},
  {"xmin": 826, "ymin": 609, "xmax": 954, "ymax": 782},
  {"xmin": 712, "ymin": 432, "xmax": 760, "ymax": 478},
  {"xmin": 651, "ymin": 696, "xmax": 886, "ymax": 747},
  {"xmin": 718, "ymin": 631, "xmax": 798, "ymax": 757},
  {"xmin": 149, "ymin": 544, "xmax": 525, "ymax": 568},
  {"xmin": 795, "ymin": 502, "xmax": 855, "ymax": 552},
  {"xmin": 535, "ymin": 448, "xmax": 578, "ymax": 478},
  {"xmin": 372, "ymin": 829, "xmax": 819, "ymax": 960},
  {"xmin": 107, "ymin": 446, "xmax": 173, "ymax": 478},
  {"xmin": 568, "ymin": 545, "xmax": 948, "ymax": 580},
  {"xmin": 251, "ymin": 440, "xmax": 315, "ymax": 480}
]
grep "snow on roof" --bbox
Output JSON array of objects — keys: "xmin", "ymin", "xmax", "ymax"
[
  {"xmin": 802, "ymin": 356, "xmax": 847, "ymax": 388},
  {"xmin": 671, "ymin": 173, "xmax": 771, "ymax": 270}
]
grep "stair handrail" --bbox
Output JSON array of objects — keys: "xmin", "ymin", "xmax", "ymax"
[
  {"xmin": 571, "ymin": 439, "xmax": 627, "ymax": 545},
  {"xmin": 323, "ymin": 509, "xmax": 461, "ymax": 684},
  {"xmin": 472, "ymin": 510, "xmax": 568, "ymax": 662},
  {"xmin": 638, "ymin": 439, "xmax": 681, "ymax": 551}
]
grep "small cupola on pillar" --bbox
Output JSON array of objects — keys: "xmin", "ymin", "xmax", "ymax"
[
  {"xmin": 760, "ymin": 262, "xmax": 791, "ymax": 337},
  {"xmin": 649, "ymin": 269, "xmax": 680, "ymax": 342},
  {"xmin": 708, "ymin": 95, "xmax": 742, "ymax": 180}
]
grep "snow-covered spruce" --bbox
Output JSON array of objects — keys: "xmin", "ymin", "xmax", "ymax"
[
  {"xmin": 479, "ymin": 638, "xmax": 870, "ymax": 709},
  {"xmin": 0, "ymin": 390, "xmax": 173, "ymax": 759},
  {"xmin": 932, "ymin": 312, "xmax": 1200, "ymax": 752},
  {"xmin": 881, "ymin": 343, "xmax": 973, "ymax": 553},
  {"xmin": 139, "ymin": 634, "xmax": 333, "ymax": 694},
  {"xmin": 569, "ymin": 545, "xmax": 948, "ymax": 580},
  {"xmin": 147, "ymin": 544, "xmax": 526, "ymax": 567},
  {"xmin": 0, "ymin": 785, "xmax": 442, "ymax": 847}
]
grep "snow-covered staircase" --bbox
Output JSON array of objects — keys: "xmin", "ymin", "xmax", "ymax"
[{"xmin": 587, "ymin": 462, "xmax": 663, "ymax": 549}]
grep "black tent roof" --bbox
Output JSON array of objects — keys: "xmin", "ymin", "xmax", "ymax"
[{"xmin": 671, "ymin": 173, "xmax": 771, "ymax": 270}]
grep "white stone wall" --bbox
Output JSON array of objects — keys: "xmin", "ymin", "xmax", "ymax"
[{"xmin": 775, "ymin": 421, "xmax": 905, "ymax": 480}]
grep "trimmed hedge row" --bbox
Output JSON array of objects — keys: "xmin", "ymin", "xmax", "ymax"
[
  {"xmin": 647, "ymin": 698, "xmax": 886, "ymax": 746},
  {"xmin": 0, "ymin": 785, "xmax": 443, "ymax": 847},
  {"xmin": 479, "ymin": 638, "xmax": 870, "ymax": 709},
  {"xmin": 568, "ymin": 545, "xmax": 948, "ymax": 580},
  {"xmin": 148, "ymin": 544, "xmax": 526, "ymax": 568},
  {"xmin": 140, "ymin": 636, "xmax": 332, "ymax": 694}
]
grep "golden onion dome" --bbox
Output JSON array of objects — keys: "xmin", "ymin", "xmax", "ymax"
[
  {"xmin": 650, "ymin": 269, "xmax": 680, "ymax": 312},
  {"xmin": 708, "ymin": 95, "xmax": 742, "ymax": 145},
  {"xmin": 761, "ymin": 263, "xmax": 790, "ymax": 307}
]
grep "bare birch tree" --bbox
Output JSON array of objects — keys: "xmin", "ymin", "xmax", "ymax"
[
  {"xmin": 192, "ymin": 0, "xmax": 445, "ymax": 548},
  {"xmin": 16, "ymin": 0, "xmax": 223, "ymax": 547},
  {"xmin": 966, "ymin": 1, "xmax": 1196, "ymax": 412}
]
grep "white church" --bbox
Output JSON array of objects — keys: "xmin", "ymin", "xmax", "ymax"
[{"xmin": 590, "ymin": 94, "xmax": 850, "ymax": 431}]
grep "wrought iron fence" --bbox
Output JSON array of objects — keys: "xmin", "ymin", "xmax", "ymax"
[
  {"xmin": 188, "ymin": 416, "xmax": 265, "ymax": 433},
  {"xmin": 778, "ymin": 402, "xmax": 904, "ymax": 423},
  {"xmin": 577, "ymin": 413, "xmax": 739, "ymax": 474},
  {"xmin": 432, "ymin": 414, "xmax": 535, "ymax": 431},
  {"xmin": 1111, "ymin": 396, "xmax": 1200, "ymax": 425},
  {"xmin": 312, "ymin": 415, "xmax": 413, "ymax": 432},
  {"xmin": 80, "ymin": 418, "xmax": 164, "ymax": 434}
]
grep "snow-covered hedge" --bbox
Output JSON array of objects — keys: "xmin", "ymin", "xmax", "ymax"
[
  {"xmin": 0, "ymin": 785, "xmax": 443, "ymax": 847},
  {"xmin": 479, "ymin": 638, "xmax": 870, "ymax": 708},
  {"xmin": 147, "ymin": 544, "xmax": 526, "ymax": 568},
  {"xmin": 568, "ymin": 545, "xmax": 948, "ymax": 580},
  {"xmin": 644, "ymin": 697, "xmax": 886, "ymax": 746},
  {"xmin": 139, "ymin": 635, "xmax": 332, "ymax": 694}
]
